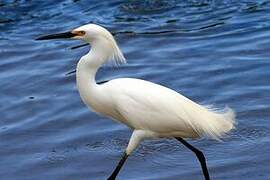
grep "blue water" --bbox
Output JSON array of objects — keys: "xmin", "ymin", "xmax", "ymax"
[{"xmin": 1, "ymin": 0, "xmax": 270, "ymax": 179}]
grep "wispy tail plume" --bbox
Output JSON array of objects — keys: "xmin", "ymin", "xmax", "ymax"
[{"xmin": 196, "ymin": 106, "xmax": 236, "ymax": 140}]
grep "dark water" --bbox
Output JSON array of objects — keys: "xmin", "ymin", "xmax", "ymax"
[{"xmin": 1, "ymin": 0, "xmax": 270, "ymax": 179}]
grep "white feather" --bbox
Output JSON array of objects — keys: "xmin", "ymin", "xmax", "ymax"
[
  {"xmin": 108, "ymin": 37, "xmax": 126, "ymax": 66},
  {"xmin": 41, "ymin": 23, "xmax": 236, "ymax": 179},
  {"xmin": 103, "ymin": 78, "xmax": 235, "ymax": 140},
  {"xmin": 75, "ymin": 24, "xmax": 236, "ymax": 141},
  {"xmin": 74, "ymin": 24, "xmax": 126, "ymax": 66}
]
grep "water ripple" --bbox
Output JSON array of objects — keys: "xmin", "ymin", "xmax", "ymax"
[{"xmin": 1, "ymin": 0, "xmax": 270, "ymax": 179}]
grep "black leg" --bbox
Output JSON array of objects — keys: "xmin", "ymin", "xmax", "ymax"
[
  {"xmin": 175, "ymin": 137, "xmax": 210, "ymax": 180},
  {"xmin": 107, "ymin": 152, "xmax": 129, "ymax": 180}
]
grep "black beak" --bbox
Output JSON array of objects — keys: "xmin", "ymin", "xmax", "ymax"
[{"xmin": 36, "ymin": 31, "xmax": 76, "ymax": 40}]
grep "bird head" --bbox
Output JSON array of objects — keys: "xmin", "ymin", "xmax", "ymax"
[
  {"xmin": 36, "ymin": 23, "xmax": 126, "ymax": 65},
  {"xmin": 37, "ymin": 24, "xmax": 113, "ymax": 43}
]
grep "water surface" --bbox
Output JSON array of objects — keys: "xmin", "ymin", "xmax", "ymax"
[{"xmin": 1, "ymin": 0, "xmax": 270, "ymax": 179}]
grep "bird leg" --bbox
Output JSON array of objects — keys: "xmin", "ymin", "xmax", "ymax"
[
  {"xmin": 107, "ymin": 130, "xmax": 145, "ymax": 179},
  {"xmin": 107, "ymin": 152, "xmax": 129, "ymax": 180},
  {"xmin": 175, "ymin": 137, "xmax": 210, "ymax": 180}
]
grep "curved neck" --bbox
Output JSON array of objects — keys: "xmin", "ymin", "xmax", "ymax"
[{"xmin": 76, "ymin": 41, "xmax": 109, "ymax": 104}]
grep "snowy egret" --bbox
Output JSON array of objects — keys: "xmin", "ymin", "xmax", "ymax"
[{"xmin": 36, "ymin": 24, "xmax": 235, "ymax": 180}]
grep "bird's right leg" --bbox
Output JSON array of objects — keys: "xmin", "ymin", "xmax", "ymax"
[
  {"xmin": 107, "ymin": 130, "xmax": 145, "ymax": 180},
  {"xmin": 175, "ymin": 137, "xmax": 210, "ymax": 180}
]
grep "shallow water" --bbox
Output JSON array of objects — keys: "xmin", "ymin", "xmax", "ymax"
[{"xmin": 1, "ymin": 0, "xmax": 270, "ymax": 179}]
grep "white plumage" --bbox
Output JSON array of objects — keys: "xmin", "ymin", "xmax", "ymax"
[
  {"xmin": 37, "ymin": 23, "xmax": 236, "ymax": 180},
  {"xmin": 104, "ymin": 78, "xmax": 235, "ymax": 140},
  {"xmin": 73, "ymin": 24, "xmax": 235, "ymax": 144}
]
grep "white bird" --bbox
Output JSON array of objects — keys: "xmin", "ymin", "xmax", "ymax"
[{"xmin": 37, "ymin": 24, "xmax": 236, "ymax": 180}]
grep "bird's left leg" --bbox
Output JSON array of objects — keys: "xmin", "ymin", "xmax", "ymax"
[
  {"xmin": 107, "ymin": 130, "xmax": 145, "ymax": 180},
  {"xmin": 107, "ymin": 152, "xmax": 128, "ymax": 180}
]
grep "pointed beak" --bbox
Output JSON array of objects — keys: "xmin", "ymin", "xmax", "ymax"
[{"xmin": 36, "ymin": 31, "xmax": 77, "ymax": 40}]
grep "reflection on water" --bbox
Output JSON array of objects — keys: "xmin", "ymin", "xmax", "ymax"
[{"xmin": 1, "ymin": 0, "xmax": 270, "ymax": 179}]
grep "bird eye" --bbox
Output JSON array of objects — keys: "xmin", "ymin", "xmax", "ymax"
[
  {"xmin": 78, "ymin": 31, "xmax": 85, "ymax": 36},
  {"xmin": 72, "ymin": 30, "xmax": 85, "ymax": 36}
]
